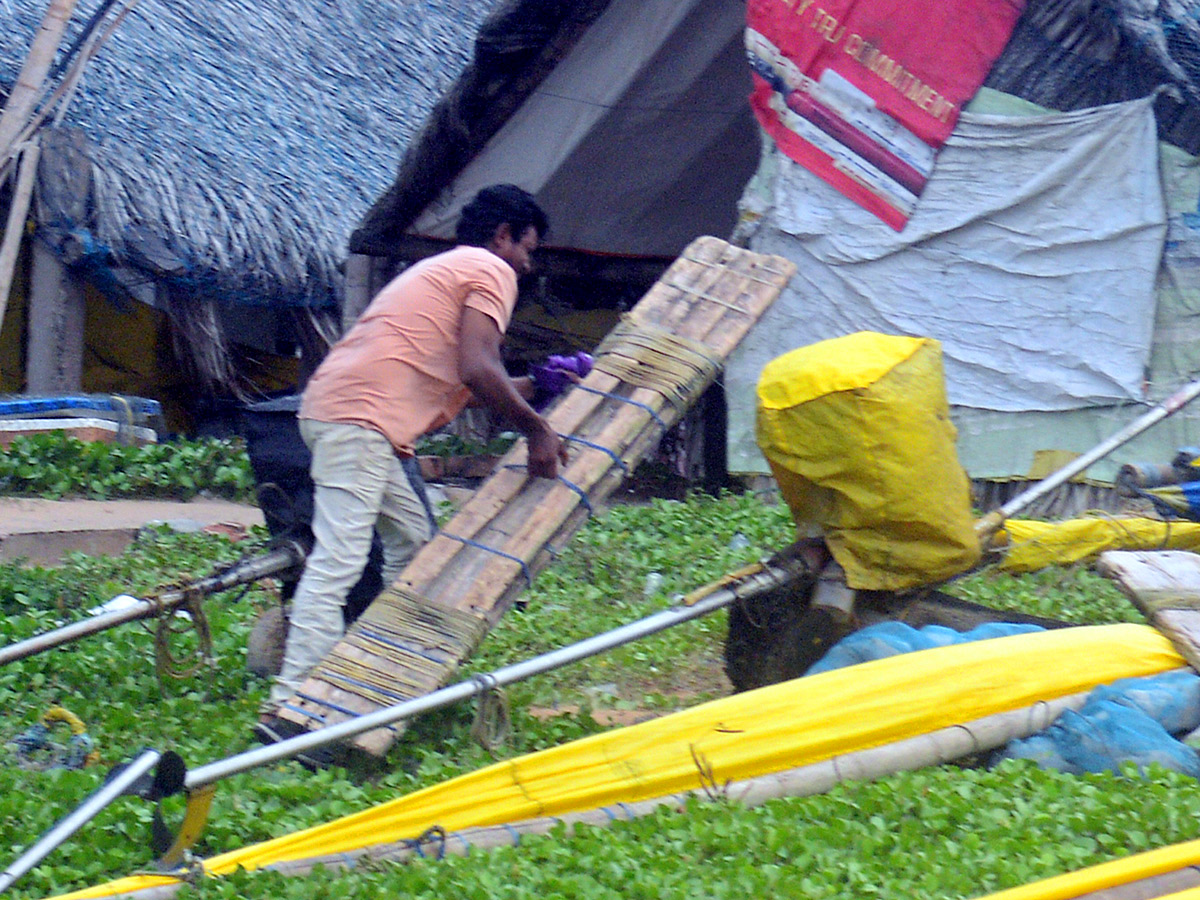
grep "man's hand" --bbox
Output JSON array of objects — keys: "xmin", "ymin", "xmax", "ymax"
[{"xmin": 527, "ymin": 422, "xmax": 569, "ymax": 479}]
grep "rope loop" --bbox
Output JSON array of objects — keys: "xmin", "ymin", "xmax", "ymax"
[
  {"xmin": 153, "ymin": 585, "xmax": 214, "ymax": 686},
  {"xmin": 574, "ymin": 385, "xmax": 667, "ymax": 432},
  {"xmin": 560, "ymin": 434, "xmax": 630, "ymax": 473},
  {"xmin": 8, "ymin": 706, "xmax": 99, "ymax": 770},
  {"xmin": 439, "ymin": 532, "xmax": 533, "ymax": 587},
  {"xmin": 501, "ymin": 461, "xmax": 596, "ymax": 513},
  {"xmin": 470, "ymin": 685, "xmax": 511, "ymax": 752},
  {"xmin": 409, "ymin": 825, "xmax": 448, "ymax": 860}
]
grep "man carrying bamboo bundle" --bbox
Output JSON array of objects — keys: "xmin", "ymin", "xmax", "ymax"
[{"xmin": 257, "ymin": 184, "xmax": 568, "ymax": 746}]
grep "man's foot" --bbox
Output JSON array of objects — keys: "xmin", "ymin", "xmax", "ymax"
[{"xmin": 253, "ymin": 714, "xmax": 340, "ymax": 772}]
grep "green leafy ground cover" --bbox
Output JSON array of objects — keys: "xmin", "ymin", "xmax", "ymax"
[
  {"xmin": 0, "ymin": 441, "xmax": 1195, "ymax": 899},
  {"xmin": 0, "ymin": 434, "xmax": 255, "ymax": 501}
]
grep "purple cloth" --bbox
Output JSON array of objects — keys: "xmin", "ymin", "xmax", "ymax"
[{"xmin": 531, "ymin": 351, "xmax": 594, "ymax": 409}]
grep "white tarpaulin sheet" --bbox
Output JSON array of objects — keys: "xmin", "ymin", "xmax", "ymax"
[{"xmin": 728, "ymin": 96, "xmax": 1166, "ymax": 473}]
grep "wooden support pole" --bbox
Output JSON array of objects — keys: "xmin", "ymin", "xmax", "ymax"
[
  {"xmin": 27, "ymin": 238, "xmax": 84, "ymax": 393},
  {"xmin": 0, "ymin": 138, "xmax": 40, "ymax": 338},
  {"xmin": 341, "ymin": 253, "xmax": 373, "ymax": 334},
  {"xmin": 0, "ymin": 0, "xmax": 78, "ymax": 161}
]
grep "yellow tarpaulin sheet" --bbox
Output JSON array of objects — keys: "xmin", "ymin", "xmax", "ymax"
[
  {"xmin": 757, "ymin": 332, "xmax": 980, "ymax": 590},
  {"xmin": 998, "ymin": 517, "xmax": 1200, "ymax": 572},
  {"xmin": 972, "ymin": 835, "xmax": 1200, "ymax": 899},
  {"xmin": 53, "ymin": 624, "xmax": 1182, "ymax": 900}
]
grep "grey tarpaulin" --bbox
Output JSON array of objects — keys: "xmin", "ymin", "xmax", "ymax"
[{"xmin": 728, "ymin": 96, "xmax": 1165, "ymax": 476}]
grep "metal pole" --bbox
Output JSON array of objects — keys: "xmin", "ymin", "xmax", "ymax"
[
  {"xmin": 185, "ymin": 556, "xmax": 806, "ymax": 788},
  {"xmin": 0, "ymin": 748, "xmax": 160, "ymax": 894},
  {"xmin": 975, "ymin": 378, "xmax": 1200, "ymax": 543},
  {"xmin": 0, "ymin": 544, "xmax": 304, "ymax": 666}
]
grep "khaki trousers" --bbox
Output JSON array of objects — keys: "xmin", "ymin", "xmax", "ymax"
[{"xmin": 271, "ymin": 419, "xmax": 433, "ymax": 703}]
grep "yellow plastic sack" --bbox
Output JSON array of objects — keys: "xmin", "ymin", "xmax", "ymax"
[
  {"xmin": 998, "ymin": 517, "xmax": 1200, "ymax": 573},
  {"xmin": 757, "ymin": 332, "xmax": 980, "ymax": 590}
]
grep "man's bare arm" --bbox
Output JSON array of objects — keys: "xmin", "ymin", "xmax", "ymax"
[{"xmin": 459, "ymin": 308, "xmax": 567, "ymax": 478}]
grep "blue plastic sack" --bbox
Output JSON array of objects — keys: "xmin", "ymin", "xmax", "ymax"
[
  {"xmin": 996, "ymin": 683, "xmax": 1200, "ymax": 778},
  {"xmin": 806, "ymin": 621, "xmax": 1043, "ymax": 675}
]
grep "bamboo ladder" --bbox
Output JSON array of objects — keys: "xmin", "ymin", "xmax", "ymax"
[{"xmin": 276, "ymin": 237, "xmax": 797, "ymax": 756}]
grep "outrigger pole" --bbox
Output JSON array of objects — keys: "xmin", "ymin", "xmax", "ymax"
[
  {"xmin": 0, "ymin": 543, "xmax": 305, "ymax": 667},
  {"xmin": 974, "ymin": 377, "xmax": 1200, "ymax": 544},
  {"xmin": 0, "ymin": 748, "xmax": 184, "ymax": 894},
  {"xmin": 0, "ymin": 549, "xmax": 812, "ymax": 890},
  {"xmin": 152, "ymin": 546, "xmax": 814, "ymax": 865}
]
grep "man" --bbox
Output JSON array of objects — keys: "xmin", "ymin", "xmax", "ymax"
[{"xmin": 260, "ymin": 184, "xmax": 567, "ymax": 735}]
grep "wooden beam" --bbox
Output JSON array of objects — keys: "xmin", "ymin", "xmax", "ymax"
[
  {"xmin": 381, "ymin": 235, "xmax": 671, "ymax": 292},
  {"xmin": 1098, "ymin": 549, "xmax": 1200, "ymax": 671}
]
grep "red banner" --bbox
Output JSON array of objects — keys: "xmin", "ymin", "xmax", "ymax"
[{"xmin": 747, "ymin": 0, "xmax": 1025, "ymax": 229}]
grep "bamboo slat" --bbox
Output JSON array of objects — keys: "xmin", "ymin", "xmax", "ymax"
[{"xmin": 277, "ymin": 237, "xmax": 796, "ymax": 756}]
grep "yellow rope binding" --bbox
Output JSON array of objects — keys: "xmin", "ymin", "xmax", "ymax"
[
  {"xmin": 592, "ymin": 315, "xmax": 722, "ymax": 415},
  {"xmin": 324, "ymin": 587, "xmax": 490, "ymax": 705}
]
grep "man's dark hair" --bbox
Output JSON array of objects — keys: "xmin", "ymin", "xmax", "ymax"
[{"xmin": 455, "ymin": 184, "xmax": 549, "ymax": 247}]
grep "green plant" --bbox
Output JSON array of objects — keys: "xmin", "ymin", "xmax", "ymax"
[
  {"xmin": 0, "ymin": 493, "xmax": 1181, "ymax": 900},
  {"xmin": 415, "ymin": 432, "xmax": 518, "ymax": 458},
  {"xmin": 0, "ymin": 433, "xmax": 255, "ymax": 501}
]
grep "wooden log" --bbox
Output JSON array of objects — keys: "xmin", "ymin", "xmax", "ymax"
[
  {"xmin": 27, "ymin": 237, "xmax": 84, "ymax": 392},
  {"xmin": 1097, "ymin": 549, "xmax": 1200, "ymax": 671},
  {"xmin": 277, "ymin": 237, "xmax": 796, "ymax": 755}
]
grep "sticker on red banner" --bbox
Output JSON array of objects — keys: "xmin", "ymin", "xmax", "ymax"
[{"xmin": 746, "ymin": 0, "xmax": 1025, "ymax": 229}]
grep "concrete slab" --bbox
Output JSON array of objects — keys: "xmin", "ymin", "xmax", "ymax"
[{"xmin": 0, "ymin": 497, "xmax": 265, "ymax": 565}]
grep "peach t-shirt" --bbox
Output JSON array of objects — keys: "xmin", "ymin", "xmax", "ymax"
[{"xmin": 299, "ymin": 245, "xmax": 517, "ymax": 454}]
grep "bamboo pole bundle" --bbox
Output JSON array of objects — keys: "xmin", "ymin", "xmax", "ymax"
[
  {"xmin": 277, "ymin": 237, "xmax": 796, "ymax": 755},
  {"xmin": 0, "ymin": 137, "xmax": 40, "ymax": 334},
  {"xmin": 0, "ymin": 0, "xmax": 78, "ymax": 161},
  {"xmin": 0, "ymin": 0, "xmax": 138, "ymax": 336},
  {"xmin": 0, "ymin": 0, "xmax": 75, "ymax": 335}
]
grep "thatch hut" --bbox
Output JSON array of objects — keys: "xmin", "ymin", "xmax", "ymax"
[{"xmin": 0, "ymin": 0, "xmax": 504, "ymax": 430}]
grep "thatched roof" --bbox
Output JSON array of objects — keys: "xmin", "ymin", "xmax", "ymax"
[
  {"xmin": 352, "ymin": 0, "xmax": 1200, "ymax": 264},
  {"xmin": 0, "ymin": 0, "xmax": 506, "ymax": 311}
]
